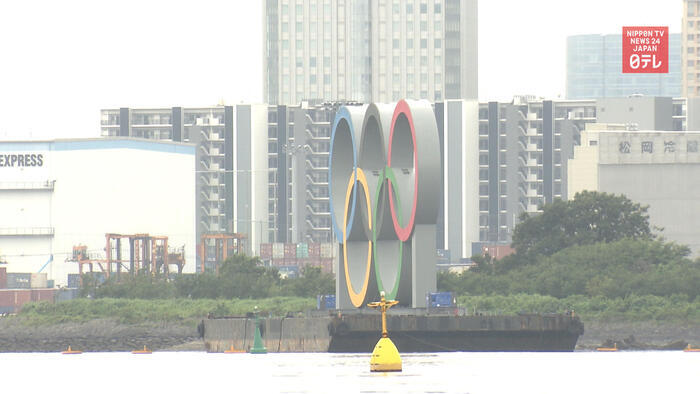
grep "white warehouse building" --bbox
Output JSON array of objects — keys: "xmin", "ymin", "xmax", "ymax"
[{"xmin": 0, "ymin": 139, "xmax": 196, "ymax": 286}]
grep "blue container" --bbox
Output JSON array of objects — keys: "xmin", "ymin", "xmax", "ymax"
[
  {"xmin": 317, "ymin": 294, "xmax": 336, "ymax": 310},
  {"xmin": 67, "ymin": 274, "xmax": 81, "ymax": 289},
  {"xmin": 428, "ymin": 292, "xmax": 453, "ymax": 308}
]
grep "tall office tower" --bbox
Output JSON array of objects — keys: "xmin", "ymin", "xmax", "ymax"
[
  {"xmin": 567, "ymin": 34, "xmax": 681, "ymax": 99},
  {"xmin": 263, "ymin": 0, "xmax": 477, "ymax": 105},
  {"xmin": 684, "ymin": 0, "xmax": 700, "ymax": 97},
  {"xmin": 101, "ymin": 106, "xmax": 270, "ymax": 258}
]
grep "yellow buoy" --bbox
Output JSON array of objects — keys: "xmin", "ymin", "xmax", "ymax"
[
  {"xmin": 367, "ymin": 291, "xmax": 402, "ymax": 372},
  {"xmin": 370, "ymin": 337, "xmax": 402, "ymax": 372},
  {"xmin": 62, "ymin": 346, "xmax": 82, "ymax": 355}
]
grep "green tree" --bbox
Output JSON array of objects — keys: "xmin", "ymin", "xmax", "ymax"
[
  {"xmin": 511, "ymin": 191, "xmax": 653, "ymax": 258},
  {"xmin": 218, "ymin": 254, "xmax": 280, "ymax": 298},
  {"xmin": 280, "ymin": 266, "xmax": 335, "ymax": 297}
]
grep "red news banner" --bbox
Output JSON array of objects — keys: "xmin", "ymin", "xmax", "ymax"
[{"xmin": 622, "ymin": 26, "xmax": 669, "ymax": 74}]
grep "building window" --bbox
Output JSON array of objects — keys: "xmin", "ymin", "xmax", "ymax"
[
  {"xmin": 393, "ymin": 39, "xmax": 400, "ymax": 49},
  {"xmin": 479, "ymin": 199, "xmax": 488, "ymax": 211},
  {"xmin": 407, "ymin": 38, "xmax": 413, "ymax": 49},
  {"xmin": 406, "ymin": 4, "xmax": 413, "ymax": 14},
  {"xmin": 421, "ymin": 21, "xmax": 427, "ymax": 31},
  {"xmin": 434, "ymin": 38, "xmax": 441, "ymax": 49},
  {"xmin": 434, "ymin": 3, "xmax": 441, "ymax": 13},
  {"xmin": 310, "ymin": 57, "xmax": 316, "ymax": 67},
  {"xmin": 421, "ymin": 38, "xmax": 427, "ymax": 49},
  {"xmin": 420, "ymin": 3, "xmax": 427, "ymax": 13}
]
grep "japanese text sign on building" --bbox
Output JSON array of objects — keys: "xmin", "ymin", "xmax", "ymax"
[{"xmin": 622, "ymin": 26, "xmax": 668, "ymax": 74}]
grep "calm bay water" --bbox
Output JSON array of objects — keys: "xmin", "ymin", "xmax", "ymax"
[{"xmin": 1, "ymin": 351, "xmax": 697, "ymax": 393}]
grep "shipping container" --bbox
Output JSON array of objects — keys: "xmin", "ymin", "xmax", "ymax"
[
  {"xmin": 317, "ymin": 294, "xmax": 336, "ymax": 310},
  {"xmin": 0, "ymin": 289, "xmax": 35, "ymax": 309},
  {"xmin": 481, "ymin": 244, "xmax": 515, "ymax": 260},
  {"xmin": 427, "ymin": 292, "xmax": 454, "ymax": 308},
  {"xmin": 31, "ymin": 289, "xmax": 55, "ymax": 302},
  {"xmin": 30, "ymin": 273, "xmax": 48, "ymax": 288},
  {"xmin": 67, "ymin": 273, "xmax": 81, "ymax": 289},
  {"xmin": 47, "ymin": 279, "xmax": 55, "ymax": 288},
  {"xmin": 320, "ymin": 243, "xmax": 334, "ymax": 258},
  {"xmin": 284, "ymin": 243, "xmax": 297, "ymax": 258},
  {"xmin": 259, "ymin": 243, "xmax": 273, "ymax": 259},
  {"xmin": 0, "ymin": 267, "xmax": 6, "ymax": 289},
  {"xmin": 7, "ymin": 273, "xmax": 31, "ymax": 289},
  {"xmin": 308, "ymin": 243, "xmax": 321, "ymax": 257},
  {"xmin": 272, "ymin": 243, "xmax": 284, "ymax": 259},
  {"xmin": 320, "ymin": 258, "xmax": 333, "ymax": 274},
  {"xmin": 0, "ymin": 290, "xmax": 16, "ymax": 307},
  {"xmin": 296, "ymin": 243, "xmax": 309, "ymax": 258},
  {"xmin": 0, "ymin": 305, "xmax": 15, "ymax": 315},
  {"xmin": 56, "ymin": 288, "xmax": 79, "ymax": 302}
]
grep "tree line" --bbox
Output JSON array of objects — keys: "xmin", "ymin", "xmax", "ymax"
[
  {"xmin": 439, "ymin": 191, "xmax": 700, "ymax": 301},
  {"xmin": 80, "ymin": 254, "xmax": 335, "ymax": 300}
]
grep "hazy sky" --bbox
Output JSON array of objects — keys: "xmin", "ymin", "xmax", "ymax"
[{"xmin": 0, "ymin": 0, "xmax": 682, "ymax": 140}]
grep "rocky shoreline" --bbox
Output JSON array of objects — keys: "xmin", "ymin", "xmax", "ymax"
[
  {"xmin": 0, "ymin": 317, "xmax": 697, "ymax": 352},
  {"xmin": 0, "ymin": 318, "xmax": 204, "ymax": 353}
]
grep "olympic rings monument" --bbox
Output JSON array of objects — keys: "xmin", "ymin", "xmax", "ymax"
[{"xmin": 329, "ymin": 100, "xmax": 440, "ymax": 309}]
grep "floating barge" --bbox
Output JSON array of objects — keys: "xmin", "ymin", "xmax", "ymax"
[{"xmin": 201, "ymin": 309, "xmax": 584, "ymax": 353}]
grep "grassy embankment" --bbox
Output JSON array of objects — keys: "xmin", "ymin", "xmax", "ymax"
[
  {"xmin": 14, "ymin": 297, "xmax": 316, "ymax": 327},
  {"xmin": 12, "ymin": 293, "xmax": 700, "ymax": 327}
]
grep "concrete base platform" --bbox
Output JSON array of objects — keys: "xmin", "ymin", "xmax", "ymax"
[{"xmin": 202, "ymin": 310, "xmax": 584, "ymax": 353}]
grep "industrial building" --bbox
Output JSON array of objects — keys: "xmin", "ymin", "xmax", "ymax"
[
  {"xmin": 0, "ymin": 138, "xmax": 196, "ymax": 286},
  {"xmin": 567, "ymin": 33, "xmax": 681, "ymax": 99},
  {"xmin": 263, "ymin": 0, "xmax": 478, "ymax": 104},
  {"xmin": 569, "ymin": 125, "xmax": 700, "ymax": 255}
]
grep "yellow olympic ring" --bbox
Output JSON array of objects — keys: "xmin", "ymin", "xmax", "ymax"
[{"xmin": 342, "ymin": 167, "xmax": 373, "ymax": 307}]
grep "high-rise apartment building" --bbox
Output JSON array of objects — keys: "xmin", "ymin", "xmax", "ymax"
[
  {"xmin": 101, "ymin": 106, "xmax": 270, "ymax": 260},
  {"xmin": 684, "ymin": 0, "xmax": 700, "ymax": 97},
  {"xmin": 263, "ymin": 0, "xmax": 477, "ymax": 105},
  {"xmin": 567, "ymin": 34, "xmax": 681, "ymax": 99}
]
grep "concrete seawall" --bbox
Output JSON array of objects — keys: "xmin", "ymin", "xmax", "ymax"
[
  {"xmin": 204, "ymin": 316, "xmax": 333, "ymax": 352},
  {"xmin": 202, "ymin": 311, "xmax": 584, "ymax": 353}
]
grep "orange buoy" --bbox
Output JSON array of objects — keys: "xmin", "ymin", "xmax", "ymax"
[
  {"xmin": 684, "ymin": 344, "xmax": 700, "ymax": 352},
  {"xmin": 596, "ymin": 343, "xmax": 618, "ymax": 352},
  {"xmin": 62, "ymin": 346, "xmax": 82, "ymax": 355},
  {"xmin": 132, "ymin": 345, "xmax": 152, "ymax": 354},
  {"xmin": 224, "ymin": 344, "xmax": 245, "ymax": 354}
]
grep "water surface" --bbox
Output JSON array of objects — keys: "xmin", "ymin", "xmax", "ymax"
[{"xmin": 1, "ymin": 351, "xmax": 697, "ymax": 393}]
